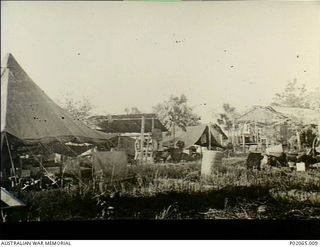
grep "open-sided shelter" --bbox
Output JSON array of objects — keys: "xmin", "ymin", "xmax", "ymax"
[
  {"xmin": 87, "ymin": 114, "xmax": 168, "ymax": 161},
  {"xmin": 272, "ymin": 106, "xmax": 320, "ymax": 126},
  {"xmin": 235, "ymin": 105, "xmax": 319, "ymax": 152},
  {"xmin": 87, "ymin": 114, "xmax": 167, "ymax": 133}
]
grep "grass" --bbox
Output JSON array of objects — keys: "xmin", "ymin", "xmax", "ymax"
[
  {"xmin": 155, "ymin": 203, "xmax": 181, "ymax": 219},
  {"xmin": 109, "ymin": 158, "xmax": 320, "ymax": 197},
  {"xmin": 6, "ymin": 156, "xmax": 320, "ymax": 221}
]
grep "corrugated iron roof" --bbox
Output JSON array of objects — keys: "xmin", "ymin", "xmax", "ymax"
[
  {"xmin": 237, "ymin": 106, "xmax": 289, "ymax": 124},
  {"xmin": 87, "ymin": 115, "xmax": 168, "ymax": 133},
  {"xmin": 272, "ymin": 106, "xmax": 319, "ymax": 125}
]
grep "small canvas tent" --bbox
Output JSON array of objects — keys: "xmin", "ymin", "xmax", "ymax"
[{"xmin": 162, "ymin": 124, "xmax": 227, "ymax": 149}]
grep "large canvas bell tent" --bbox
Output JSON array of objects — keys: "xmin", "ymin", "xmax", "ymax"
[
  {"xmin": 1, "ymin": 54, "xmax": 117, "ymax": 181},
  {"xmin": 1, "ymin": 53, "xmax": 113, "ymax": 145}
]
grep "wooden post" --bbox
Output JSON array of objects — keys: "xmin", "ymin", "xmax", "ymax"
[
  {"xmin": 151, "ymin": 117, "xmax": 155, "ymax": 131},
  {"xmin": 296, "ymin": 130, "xmax": 301, "ymax": 151},
  {"xmin": 145, "ymin": 134, "xmax": 149, "ymax": 162},
  {"xmin": 5, "ymin": 133, "xmax": 17, "ymax": 186},
  {"xmin": 172, "ymin": 122, "xmax": 176, "ymax": 148},
  {"xmin": 1, "ymin": 209, "xmax": 7, "ymax": 223},
  {"xmin": 39, "ymin": 156, "xmax": 43, "ymax": 190},
  {"xmin": 19, "ymin": 157, "xmax": 22, "ymax": 171},
  {"xmin": 1, "ymin": 133, "xmax": 4, "ymax": 152},
  {"xmin": 318, "ymin": 118, "xmax": 320, "ymax": 139},
  {"xmin": 232, "ymin": 121, "xmax": 236, "ymax": 152},
  {"xmin": 60, "ymin": 163, "xmax": 63, "ymax": 188},
  {"xmin": 78, "ymin": 164, "xmax": 82, "ymax": 194},
  {"xmin": 151, "ymin": 117, "xmax": 155, "ymax": 162},
  {"xmin": 140, "ymin": 116, "xmax": 145, "ymax": 163},
  {"xmin": 208, "ymin": 124, "xmax": 212, "ymax": 150},
  {"xmin": 242, "ymin": 125, "xmax": 246, "ymax": 153},
  {"xmin": 266, "ymin": 138, "xmax": 268, "ymax": 148},
  {"xmin": 231, "ymin": 121, "xmax": 235, "ymax": 145},
  {"xmin": 242, "ymin": 135, "xmax": 245, "ymax": 153},
  {"xmin": 254, "ymin": 121, "xmax": 258, "ymax": 144},
  {"xmin": 92, "ymin": 150, "xmax": 96, "ymax": 191},
  {"xmin": 117, "ymin": 135, "xmax": 121, "ymax": 150}
]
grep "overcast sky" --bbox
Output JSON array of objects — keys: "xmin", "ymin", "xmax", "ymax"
[{"xmin": 1, "ymin": 1, "xmax": 319, "ymax": 122}]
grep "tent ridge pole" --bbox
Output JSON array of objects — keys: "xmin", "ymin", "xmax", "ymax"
[{"xmin": 4, "ymin": 133, "xmax": 17, "ymax": 186}]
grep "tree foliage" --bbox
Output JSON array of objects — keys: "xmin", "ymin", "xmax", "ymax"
[
  {"xmin": 217, "ymin": 103, "xmax": 239, "ymax": 138},
  {"xmin": 306, "ymin": 86, "xmax": 320, "ymax": 112},
  {"xmin": 124, "ymin": 107, "xmax": 141, "ymax": 115},
  {"xmin": 153, "ymin": 94, "xmax": 200, "ymax": 131},
  {"xmin": 271, "ymin": 79, "xmax": 309, "ymax": 108},
  {"xmin": 58, "ymin": 94, "xmax": 93, "ymax": 121}
]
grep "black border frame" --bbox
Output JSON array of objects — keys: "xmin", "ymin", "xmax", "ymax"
[{"xmin": 1, "ymin": 220, "xmax": 320, "ymax": 240}]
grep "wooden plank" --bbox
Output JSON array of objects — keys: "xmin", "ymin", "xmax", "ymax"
[
  {"xmin": 108, "ymin": 113, "xmax": 157, "ymax": 121},
  {"xmin": 242, "ymin": 126, "xmax": 246, "ymax": 153},
  {"xmin": 1, "ymin": 187, "xmax": 25, "ymax": 207},
  {"xmin": 5, "ymin": 134, "xmax": 17, "ymax": 185},
  {"xmin": 140, "ymin": 116, "xmax": 145, "ymax": 162},
  {"xmin": 20, "ymin": 169, "xmax": 31, "ymax": 178},
  {"xmin": 172, "ymin": 122, "xmax": 176, "ymax": 148},
  {"xmin": 151, "ymin": 117, "xmax": 155, "ymax": 131},
  {"xmin": 208, "ymin": 124, "xmax": 212, "ymax": 150},
  {"xmin": 296, "ymin": 130, "xmax": 301, "ymax": 151}
]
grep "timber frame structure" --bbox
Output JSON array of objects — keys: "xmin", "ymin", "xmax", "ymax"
[{"xmin": 87, "ymin": 114, "xmax": 168, "ymax": 162}]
